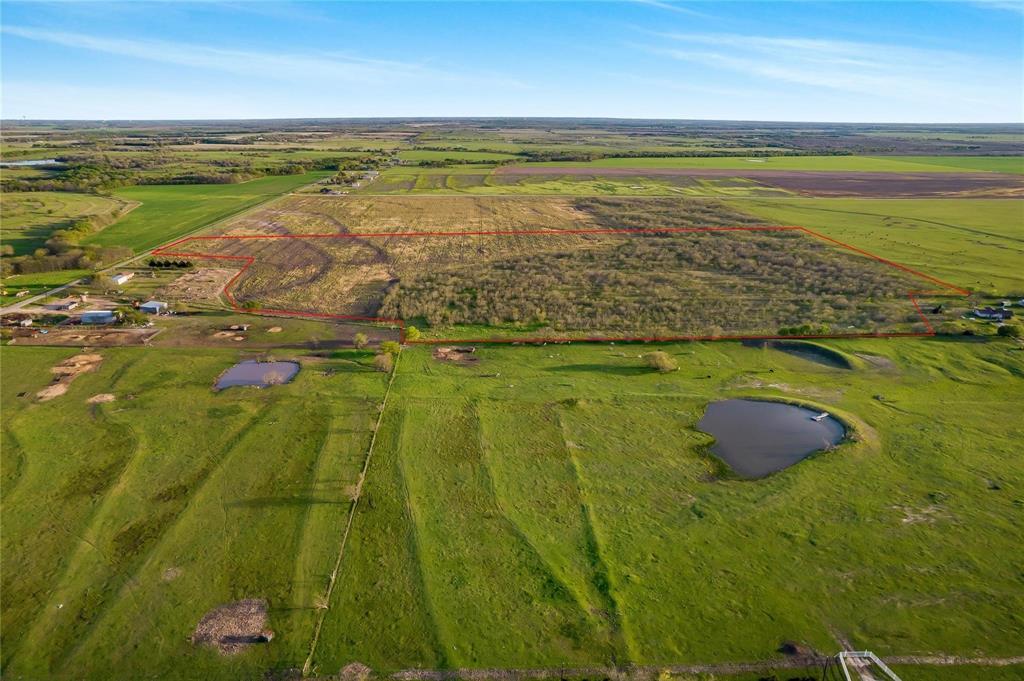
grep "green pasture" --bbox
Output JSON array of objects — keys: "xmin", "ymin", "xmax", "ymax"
[
  {"xmin": 0, "ymin": 270, "xmax": 91, "ymax": 304},
  {"xmin": 1, "ymin": 346, "xmax": 388, "ymax": 680},
  {"xmin": 313, "ymin": 337, "xmax": 1024, "ymax": 671},
  {"xmin": 1, "ymin": 192, "xmax": 134, "ymax": 256},
  {"xmin": 2, "ymin": 337, "xmax": 1022, "ymax": 679},
  {"xmin": 731, "ymin": 198, "xmax": 1024, "ymax": 294},
  {"xmin": 529, "ymin": 155, "xmax": 1024, "ymax": 174},
  {"xmin": 84, "ymin": 172, "xmax": 330, "ymax": 254}
]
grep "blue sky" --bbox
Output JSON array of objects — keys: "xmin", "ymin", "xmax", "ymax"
[{"xmin": 2, "ymin": 1, "xmax": 1022, "ymax": 122}]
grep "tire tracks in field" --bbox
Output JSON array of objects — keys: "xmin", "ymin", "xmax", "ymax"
[
  {"xmin": 557, "ymin": 411, "xmax": 635, "ymax": 666},
  {"xmin": 51, "ymin": 399, "xmax": 279, "ymax": 674},
  {"xmin": 473, "ymin": 409, "xmax": 598, "ymax": 631},
  {"xmin": 391, "ymin": 404, "xmax": 451, "ymax": 670},
  {"xmin": 301, "ymin": 352, "xmax": 445, "ymax": 674}
]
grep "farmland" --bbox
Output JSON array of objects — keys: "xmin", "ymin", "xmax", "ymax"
[
  {"xmin": 85, "ymin": 172, "xmax": 331, "ymax": 253},
  {"xmin": 1, "ymin": 337, "xmax": 1022, "ymax": 680},
  {"xmin": 2, "ymin": 118, "xmax": 1023, "ymax": 681}
]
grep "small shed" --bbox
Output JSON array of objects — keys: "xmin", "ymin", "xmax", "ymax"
[
  {"xmin": 81, "ymin": 310, "xmax": 117, "ymax": 325},
  {"xmin": 53, "ymin": 299, "xmax": 79, "ymax": 311},
  {"xmin": 140, "ymin": 300, "xmax": 168, "ymax": 314},
  {"xmin": 111, "ymin": 272, "xmax": 135, "ymax": 286}
]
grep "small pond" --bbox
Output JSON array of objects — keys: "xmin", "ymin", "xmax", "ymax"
[
  {"xmin": 743, "ymin": 340, "xmax": 850, "ymax": 369},
  {"xmin": 215, "ymin": 361, "xmax": 300, "ymax": 390},
  {"xmin": 0, "ymin": 159, "xmax": 60, "ymax": 167},
  {"xmin": 697, "ymin": 399, "xmax": 845, "ymax": 479}
]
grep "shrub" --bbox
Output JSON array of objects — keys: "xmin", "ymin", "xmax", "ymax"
[
  {"xmin": 373, "ymin": 352, "xmax": 394, "ymax": 373},
  {"xmin": 405, "ymin": 325, "xmax": 422, "ymax": 341},
  {"xmin": 353, "ymin": 332, "xmax": 368, "ymax": 349},
  {"xmin": 997, "ymin": 323, "xmax": 1022, "ymax": 338},
  {"xmin": 645, "ymin": 351, "xmax": 678, "ymax": 373},
  {"xmin": 380, "ymin": 341, "xmax": 401, "ymax": 355}
]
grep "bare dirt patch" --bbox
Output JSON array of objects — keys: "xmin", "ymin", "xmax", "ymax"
[
  {"xmin": 191, "ymin": 598, "xmax": 274, "ymax": 655},
  {"xmin": 433, "ymin": 346, "xmax": 479, "ymax": 364},
  {"xmin": 268, "ymin": 326, "xmax": 283, "ymax": 333},
  {"xmin": 161, "ymin": 566, "xmax": 183, "ymax": 582},
  {"xmin": 86, "ymin": 393, "xmax": 116, "ymax": 404},
  {"xmin": 340, "ymin": 662, "xmax": 374, "ymax": 681},
  {"xmin": 158, "ymin": 267, "xmax": 238, "ymax": 303},
  {"xmin": 37, "ymin": 354, "xmax": 103, "ymax": 401},
  {"xmin": 12, "ymin": 327, "xmax": 159, "ymax": 347}
]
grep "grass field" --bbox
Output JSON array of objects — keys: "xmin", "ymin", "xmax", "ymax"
[
  {"xmin": 83, "ymin": 172, "xmax": 330, "ymax": 253},
  {"xmin": 1, "ymin": 192, "xmax": 136, "ymax": 256},
  {"xmin": 528, "ymin": 156, "xmax": 1024, "ymax": 174},
  {"xmin": 730, "ymin": 198, "xmax": 1024, "ymax": 294},
  {"xmin": 4, "ymin": 335, "xmax": 1020, "ymax": 679},
  {"xmin": 1, "ymin": 346, "xmax": 388, "ymax": 680}
]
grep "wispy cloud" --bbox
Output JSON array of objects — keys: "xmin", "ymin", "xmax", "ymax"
[
  {"xmin": 1, "ymin": 25, "xmax": 527, "ymax": 89},
  {"xmin": 967, "ymin": 0, "xmax": 1024, "ymax": 15},
  {"xmin": 630, "ymin": 0, "xmax": 710, "ymax": 18},
  {"xmin": 637, "ymin": 31, "xmax": 1021, "ymax": 108}
]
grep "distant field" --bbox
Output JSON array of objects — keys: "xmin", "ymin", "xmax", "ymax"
[
  {"xmin": 528, "ymin": 155, "xmax": 1024, "ymax": 174},
  {"xmin": 398, "ymin": 150, "xmax": 522, "ymax": 162},
  {"xmin": 84, "ymin": 172, "xmax": 330, "ymax": 253},
  {"xmin": 3, "ymin": 338, "xmax": 1022, "ymax": 679},
  {"xmin": 731, "ymin": 198, "xmax": 1024, "ymax": 294},
  {"xmin": 0, "ymin": 269, "xmax": 92, "ymax": 304},
  {"xmin": 1, "ymin": 192, "xmax": 136, "ymax": 255}
]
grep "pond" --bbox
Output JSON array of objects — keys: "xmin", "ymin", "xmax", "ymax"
[
  {"xmin": 743, "ymin": 340, "xmax": 851, "ymax": 369},
  {"xmin": 215, "ymin": 361, "xmax": 300, "ymax": 390},
  {"xmin": 0, "ymin": 159, "xmax": 61, "ymax": 167},
  {"xmin": 697, "ymin": 399, "xmax": 845, "ymax": 479}
]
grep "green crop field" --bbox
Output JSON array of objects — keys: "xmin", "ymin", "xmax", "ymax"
[
  {"xmin": 730, "ymin": 198, "xmax": 1024, "ymax": 294},
  {"xmin": 83, "ymin": 172, "xmax": 330, "ymax": 253},
  {"xmin": 2, "ymin": 337, "xmax": 1021, "ymax": 680}
]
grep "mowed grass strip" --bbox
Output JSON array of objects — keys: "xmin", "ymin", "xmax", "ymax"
[
  {"xmin": 84, "ymin": 172, "xmax": 330, "ymax": 253},
  {"xmin": 730, "ymin": 198, "xmax": 1024, "ymax": 294}
]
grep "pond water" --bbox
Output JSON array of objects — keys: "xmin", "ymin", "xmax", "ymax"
[
  {"xmin": 0, "ymin": 159, "xmax": 60, "ymax": 167},
  {"xmin": 743, "ymin": 340, "xmax": 850, "ymax": 369},
  {"xmin": 215, "ymin": 361, "xmax": 299, "ymax": 390},
  {"xmin": 697, "ymin": 399, "xmax": 845, "ymax": 479}
]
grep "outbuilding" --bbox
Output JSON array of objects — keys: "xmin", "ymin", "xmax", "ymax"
[
  {"xmin": 111, "ymin": 272, "xmax": 135, "ymax": 286},
  {"xmin": 53, "ymin": 299, "xmax": 79, "ymax": 311},
  {"xmin": 975, "ymin": 307, "xmax": 1014, "ymax": 320},
  {"xmin": 81, "ymin": 310, "xmax": 117, "ymax": 325},
  {"xmin": 140, "ymin": 300, "xmax": 168, "ymax": 314}
]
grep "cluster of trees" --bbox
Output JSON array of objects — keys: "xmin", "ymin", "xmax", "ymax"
[
  {"xmin": 148, "ymin": 259, "xmax": 194, "ymax": 269},
  {"xmin": 1, "ymin": 212, "xmax": 132, "ymax": 276},
  {"xmin": 379, "ymin": 231, "xmax": 912, "ymax": 336}
]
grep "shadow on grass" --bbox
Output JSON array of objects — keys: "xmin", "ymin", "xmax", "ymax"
[
  {"xmin": 225, "ymin": 496, "xmax": 350, "ymax": 508},
  {"xmin": 544, "ymin": 363, "xmax": 651, "ymax": 376}
]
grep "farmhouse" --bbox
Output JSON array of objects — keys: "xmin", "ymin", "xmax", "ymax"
[
  {"xmin": 140, "ymin": 300, "xmax": 168, "ymax": 314},
  {"xmin": 111, "ymin": 272, "xmax": 135, "ymax": 286},
  {"xmin": 81, "ymin": 310, "xmax": 117, "ymax": 325},
  {"xmin": 974, "ymin": 307, "xmax": 1014, "ymax": 320}
]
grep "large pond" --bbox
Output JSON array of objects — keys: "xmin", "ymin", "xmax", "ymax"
[
  {"xmin": 697, "ymin": 399, "xmax": 845, "ymax": 479},
  {"xmin": 215, "ymin": 361, "xmax": 300, "ymax": 390}
]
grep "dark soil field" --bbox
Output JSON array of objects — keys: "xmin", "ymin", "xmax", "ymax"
[{"xmin": 494, "ymin": 166, "xmax": 1024, "ymax": 197}]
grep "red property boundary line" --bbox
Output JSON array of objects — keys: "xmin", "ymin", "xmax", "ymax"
[{"xmin": 152, "ymin": 226, "xmax": 970, "ymax": 345}]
